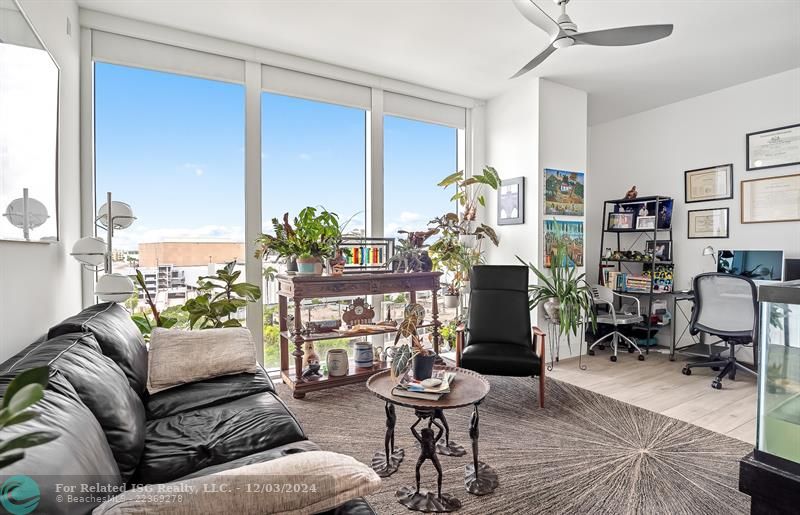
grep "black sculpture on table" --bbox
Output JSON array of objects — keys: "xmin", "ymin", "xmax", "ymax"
[
  {"xmin": 396, "ymin": 410, "xmax": 462, "ymax": 512},
  {"xmin": 371, "ymin": 402, "xmax": 404, "ymax": 477},
  {"xmin": 464, "ymin": 404, "xmax": 498, "ymax": 495},
  {"xmin": 432, "ymin": 408, "xmax": 466, "ymax": 457}
]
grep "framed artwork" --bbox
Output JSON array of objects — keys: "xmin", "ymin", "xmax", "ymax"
[
  {"xmin": 684, "ymin": 164, "xmax": 733, "ymax": 203},
  {"xmin": 645, "ymin": 240, "xmax": 672, "ymax": 261},
  {"xmin": 636, "ymin": 216, "xmax": 656, "ymax": 230},
  {"xmin": 746, "ymin": 123, "xmax": 800, "ymax": 171},
  {"xmin": 741, "ymin": 173, "xmax": 800, "ymax": 223},
  {"xmin": 607, "ymin": 212, "xmax": 634, "ymax": 230},
  {"xmin": 497, "ymin": 177, "xmax": 524, "ymax": 225},
  {"xmin": 544, "ymin": 169, "xmax": 584, "ymax": 216},
  {"xmin": 688, "ymin": 208, "xmax": 729, "ymax": 239},
  {"xmin": 544, "ymin": 220, "xmax": 584, "ymax": 268}
]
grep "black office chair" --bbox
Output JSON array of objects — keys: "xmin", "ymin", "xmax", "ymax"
[
  {"xmin": 681, "ymin": 272, "xmax": 758, "ymax": 389},
  {"xmin": 455, "ymin": 265, "xmax": 546, "ymax": 407}
]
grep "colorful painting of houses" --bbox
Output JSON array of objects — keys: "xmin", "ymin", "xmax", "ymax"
[
  {"xmin": 544, "ymin": 168, "xmax": 585, "ymax": 216},
  {"xmin": 544, "ymin": 220, "xmax": 584, "ymax": 268}
]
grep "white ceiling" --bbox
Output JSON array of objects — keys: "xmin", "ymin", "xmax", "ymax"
[{"xmin": 76, "ymin": 0, "xmax": 800, "ymax": 125}]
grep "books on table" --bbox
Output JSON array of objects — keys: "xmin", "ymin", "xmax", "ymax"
[{"xmin": 392, "ymin": 371, "xmax": 456, "ymax": 401}]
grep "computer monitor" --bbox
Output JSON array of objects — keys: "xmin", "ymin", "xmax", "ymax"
[
  {"xmin": 785, "ymin": 258, "xmax": 800, "ymax": 281},
  {"xmin": 717, "ymin": 250, "xmax": 784, "ymax": 282}
]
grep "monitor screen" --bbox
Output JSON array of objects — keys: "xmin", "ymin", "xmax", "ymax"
[{"xmin": 717, "ymin": 250, "xmax": 784, "ymax": 281}]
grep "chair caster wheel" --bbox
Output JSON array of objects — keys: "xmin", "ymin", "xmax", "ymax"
[
  {"xmin": 610, "ymin": 356, "xmax": 617, "ymax": 362},
  {"xmin": 638, "ymin": 355, "xmax": 645, "ymax": 361},
  {"xmin": 588, "ymin": 349, "xmax": 595, "ymax": 356},
  {"xmin": 628, "ymin": 347, "xmax": 635, "ymax": 353},
  {"xmin": 682, "ymin": 367, "xmax": 691, "ymax": 376},
  {"xmin": 711, "ymin": 380, "xmax": 722, "ymax": 390},
  {"xmin": 598, "ymin": 345, "xmax": 605, "ymax": 350},
  {"xmin": 711, "ymin": 366, "xmax": 720, "ymax": 371}
]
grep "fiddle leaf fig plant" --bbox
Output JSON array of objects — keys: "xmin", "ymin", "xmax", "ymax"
[
  {"xmin": 182, "ymin": 261, "xmax": 262, "ymax": 329},
  {"xmin": 0, "ymin": 366, "xmax": 59, "ymax": 470}
]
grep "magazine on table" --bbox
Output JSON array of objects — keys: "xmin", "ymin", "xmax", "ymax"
[{"xmin": 391, "ymin": 370, "xmax": 455, "ymax": 401}]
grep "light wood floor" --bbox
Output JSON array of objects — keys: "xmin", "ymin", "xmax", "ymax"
[{"xmin": 549, "ymin": 349, "xmax": 757, "ymax": 444}]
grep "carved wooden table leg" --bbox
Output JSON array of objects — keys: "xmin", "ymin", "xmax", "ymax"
[
  {"xmin": 433, "ymin": 408, "xmax": 466, "ymax": 457},
  {"xmin": 292, "ymin": 297, "xmax": 305, "ymax": 399},
  {"xmin": 464, "ymin": 403, "xmax": 498, "ymax": 495},
  {"xmin": 371, "ymin": 401, "xmax": 404, "ymax": 477},
  {"xmin": 396, "ymin": 409, "xmax": 461, "ymax": 512}
]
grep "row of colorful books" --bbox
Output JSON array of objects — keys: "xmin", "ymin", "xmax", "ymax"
[{"xmin": 602, "ymin": 270, "xmax": 651, "ymax": 292}]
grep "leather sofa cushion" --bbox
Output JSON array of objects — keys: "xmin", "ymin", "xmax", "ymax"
[
  {"xmin": 135, "ymin": 391, "xmax": 307, "ymax": 484},
  {"xmin": 42, "ymin": 332, "xmax": 145, "ymax": 482},
  {"xmin": 177, "ymin": 440, "xmax": 320, "ymax": 480},
  {"xmin": 49, "ymin": 302, "xmax": 149, "ymax": 395},
  {"xmin": 0, "ymin": 371, "xmax": 122, "ymax": 515},
  {"xmin": 146, "ymin": 365, "xmax": 275, "ymax": 420},
  {"xmin": 461, "ymin": 342, "xmax": 540, "ymax": 376}
]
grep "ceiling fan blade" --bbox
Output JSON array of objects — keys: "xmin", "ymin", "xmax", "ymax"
[
  {"xmin": 510, "ymin": 43, "xmax": 557, "ymax": 79},
  {"xmin": 512, "ymin": 0, "xmax": 563, "ymax": 38},
  {"xmin": 572, "ymin": 24, "xmax": 673, "ymax": 46}
]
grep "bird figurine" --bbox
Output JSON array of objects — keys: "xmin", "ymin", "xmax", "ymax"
[{"xmin": 625, "ymin": 186, "xmax": 638, "ymax": 200}]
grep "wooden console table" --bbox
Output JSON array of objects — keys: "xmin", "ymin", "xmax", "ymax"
[{"xmin": 277, "ymin": 271, "xmax": 443, "ymax": 398}]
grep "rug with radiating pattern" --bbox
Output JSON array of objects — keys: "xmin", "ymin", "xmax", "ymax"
[{"xmin": 279, "ymin": 376, "xmax": 751, "ymax": 514}]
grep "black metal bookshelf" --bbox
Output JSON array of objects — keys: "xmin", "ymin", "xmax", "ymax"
[{"xmin": 598, "ymin": 195, "xmax": 674, "ymax": 356}]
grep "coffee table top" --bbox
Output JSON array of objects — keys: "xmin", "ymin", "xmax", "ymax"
[{"xmin": 366, "ymin": 366, "xmax": 490, "ymax": 410}]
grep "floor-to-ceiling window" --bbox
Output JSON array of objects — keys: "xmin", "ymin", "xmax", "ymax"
[
  {"xmin": 260, "ymin": 92, "xmax": 367, "ymax": 368},
  {"xmin": 94, "ymin": 62, "xmax": 245, "ymax": 325}
]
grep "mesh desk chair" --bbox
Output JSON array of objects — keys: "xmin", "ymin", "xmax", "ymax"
[
  {"xmin": 587, "ymin": 284, "xmax": 645, "ymax": 362},
  {"xmin": 681, "ymin": 273, "xmax": 758, "ymax": 390}
]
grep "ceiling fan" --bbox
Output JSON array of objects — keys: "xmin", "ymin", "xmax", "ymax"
[{"xmin": 511, "ymin": 0, "xmax": 673, "ymax": 78}]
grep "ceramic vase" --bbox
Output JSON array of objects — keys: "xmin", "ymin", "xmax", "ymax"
[
  {"xmin": 444, "ymin": 294, "xmax": 459, "ymax": 309},
  {"xmin": 353, "ymin": 342, "xmax": 373, "ymax": 368},
  {"xmin": 326, "ymin": 349, "xmax": 349, "ymax": 377}
]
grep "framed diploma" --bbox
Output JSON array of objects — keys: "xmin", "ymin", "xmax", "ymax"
[
  {"xmin": 688, "ymin": 208, "xmax": 729, "ymax": 239},
  {"xmin": 746, "ymin": 123, "xmax": 800, "ymax": 171},
  {"xmin": 741, "ymin": 174, "xmax": 800, "ymax": 224},
  {"xmin": 684, "ymin": 164, "xmax": 733, "ymax": 203}
]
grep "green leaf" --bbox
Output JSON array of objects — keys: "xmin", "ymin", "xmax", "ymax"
[
  {"xmin": 0, "ymin": 451, "xmax": 24, "ymax": 469},
  {"xmin": 230, "ymin": 283, "xmax": 262, "ymax": 301},
  {"xmin": 0, "ymin": 431, "xmax": 59, "ymax": 454},
  {"xmin": 437, "ymin": 170, "xmax": 463, "ymax": 187},
  {"xmin": 7, "ymin": 384, "xmax": 44, "ymax": 415},
  {"xmin": 222, "ymin": 319, "xmax": 242, "ymax": 328},
  {"xmin": 2, "ymin": 367, "xmax": 49, "ymax": 409},
  {"xmin": 478, "ymin": 196, "xmax": 486, "ymax": 207},
  {"xmin": 2, "ymin": 411, "xmax": 38, "ymax": 427},
  {"xmin": 161, "ymin": 317, "xmax": 178, "ymax": 329}
]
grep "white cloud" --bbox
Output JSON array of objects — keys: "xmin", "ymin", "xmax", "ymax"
[
  {"xmin": 180, "ymin": 163, "xmax": 205, "ymax": 177},
  {"xmin": 113, "ymin": 224, "xmax": 245, "ymax": 250},
  {"xmin": 194, "ymin": 168, "xmax": 204, "ymax": 176},
  {"xmin": 298, "ymin": 153, "xmax": 312, "ymax": 161},
  {"xmin": 399, "ymin": 211, "xmax": 421, "ymax": 223}
]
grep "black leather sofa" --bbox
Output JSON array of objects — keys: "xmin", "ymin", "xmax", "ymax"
[{"xmin": 0, "ymin": 303, "xmax": 374, "ymax": 514}]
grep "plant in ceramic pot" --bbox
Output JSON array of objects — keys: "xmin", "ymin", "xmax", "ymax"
[
  {"xmin": 437, "ymin": 166, "xmax": 501, "ymax": 248},
  {"xmin": 429, "ymin": 215, "xmax": 487, "ymax": 307},
  {"xmin": 390, "ymin": 311, "xmax": 435, "ymax": 381}
]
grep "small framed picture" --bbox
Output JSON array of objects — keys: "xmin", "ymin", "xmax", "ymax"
[
  {"xmin": 746, "ymin": 124, "xmax": 800, "ymax": 171},
  {"xmin": 636, "ymin": 216, "xmax": 656, "ymax": 230},
  {"xmin": 684, "ymin": 164, "xmax": 733, "ymax": 203},
  {"xmin": 645, "ymin": 240, "xmax": 672, "ymax": 261},
  {"xmin": 688, "ymin": 208, "xmax": 729, "ymax": 239},
  {"xmin": 497, "ymin": 177, "xmax": 524, "ymax": 225},
  {"xmin": 608, "ymin": 212, "xmax": 634, "ymax": 230}
]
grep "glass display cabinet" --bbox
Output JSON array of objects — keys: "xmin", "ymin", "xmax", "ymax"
[{"xmin": 739, "ymin": 280, "xmax": 800, "ymax": 514}]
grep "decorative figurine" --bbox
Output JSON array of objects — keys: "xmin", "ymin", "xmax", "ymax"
[
  {"xmin": 330, "ymin": 249, "xmax": 346, "ymax": 276},
  {"xmin": 371, "ymin": 402, "xmax": 404, "ymax": 477},
  {"xmin": 301, "ymin": 342, "xmax": 322, "ymax": 379},
  {"xmin": 419, "ymin": 250, "xmax": 433, "ymax": 272},
  {"xmin": 625, "ymin": 185, "xmax": 638, "ymax": 199},
  {"xmin": 412, "ymin": 421, "xmax": 444, "ymax": 499}
]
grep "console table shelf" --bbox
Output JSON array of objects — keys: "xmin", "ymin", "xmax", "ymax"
[{"xmin": 277, "ymin": 271, "xmax": 443, "ymax": 398}]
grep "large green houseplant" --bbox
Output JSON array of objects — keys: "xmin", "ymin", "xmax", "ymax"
[
  {"xmin": 517, "ymin": 229, "xmax": 596, "ymax": 346},
  {"xmin": 182, "ymin": 261, "xmax": 262, "ymax": 329}
]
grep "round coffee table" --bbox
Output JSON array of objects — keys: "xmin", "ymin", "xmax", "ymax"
[{"xmin": 366, "ymin": 366, "xmax": 498, "ymax": 513}]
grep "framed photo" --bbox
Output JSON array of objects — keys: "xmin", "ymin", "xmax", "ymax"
[
  {"xmin": 497, "ymin": 177, "xmax": 524, "ymax": 225},
  {"xmin": 544, "ymin": 220, "xmax": 583, "ymax": 268},
  {"xmin": 645, "ymin": 240, "xmax": 672, "ymax": 261},
  {"xmin": 687, "ymin": 208, "xmax": 729, "ymax": 239},
  {"xmin": 635, "ymin": 216, "xmax": 656, "ymax": 230},
  {"xmin": 544, "ymin": 169, "xmax": 584, "ymax": 216},
  {"xmin": 607, "ymin": 212, "xmax": 634, "ymax": 230},
  {"xmin": 746, "ymin": 124, "xmax": 800, "ymax": 171},
  {"xmin": 684, "ymin": 164, "xmax": 733, "ymax": 203},
  {"xmin": 741, "ymin": 173, "xmax": 800, "ymax": 223}
]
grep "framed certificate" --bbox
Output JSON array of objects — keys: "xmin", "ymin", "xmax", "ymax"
[
  {"xmin": 741, "ymin": 174, "xmax": 800, "ymax": 224},
  {"xmin": 684, "ymin": 164, "xmax": 733, "ymax": 203},
  {"xmin": 746, "ymin": 124, "xmax": 800, "ymax": 171},
  {"xmin": 688, "ymin": 208, "xmax": 729, "ymax": 239}
]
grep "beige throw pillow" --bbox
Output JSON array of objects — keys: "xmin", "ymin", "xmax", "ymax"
[
  {"xmin": 147, "ymin": 327, "xmax": 258, "ymax": 394},
  {"xmin": 93, "ymin": 451, "xmax": 382, "ymax": 515}
]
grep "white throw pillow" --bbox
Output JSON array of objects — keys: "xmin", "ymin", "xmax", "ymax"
[
  {"xmin": 147, "ymin": 327, "xmax": 258, "ymax": 394},
  {"xmin": 93, "ymin": 451, "xmax": 382, "ymax": 515}
]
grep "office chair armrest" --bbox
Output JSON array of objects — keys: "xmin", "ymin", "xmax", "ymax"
[
  {"xmin": 611, "ymin": 291, "xmax": 642, "ymax": 316},
  {"xmin": 532, "ymin": 326, "xmax": 546, "ymax": 382},
  {"xmin": 455, "ymin": 324, "xmax": 466, "ymax": 367}
]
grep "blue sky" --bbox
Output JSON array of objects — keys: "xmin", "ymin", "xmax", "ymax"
[{"xmin": 95, "ymin": 63, "xmax": 455, "ymax": 249}]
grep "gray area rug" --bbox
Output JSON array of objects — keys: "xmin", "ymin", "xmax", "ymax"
[{"xmin": 279, "ymin": 376, "xmax": 751, "ymax": 514}]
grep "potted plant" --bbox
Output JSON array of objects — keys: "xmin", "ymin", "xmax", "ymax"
[
  {"xmin": 437, "ymin": 166, "xmax": 501, "ymax": 248},
  {"xmin": 255, "ymin": 213, "xmax": 302, "ymax": 271},
  {"xmin": 517, "ymin": 229, "xmax": 596, "ymax": 347},
  {"xmin": 428, "ymin": 215, "xmax": 488, "ymax": 308},
  {"xmin": 390, "ymin": 311, "xmax": 435, "ymax": 381},
  {"xmin": 181, "ymin": 261, "xmax": 262, "ymax": 329}
]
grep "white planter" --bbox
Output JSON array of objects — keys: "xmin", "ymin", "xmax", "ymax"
[{"xmin": 444, "ymin": 294, "xmax": 460, "ymax": 309}]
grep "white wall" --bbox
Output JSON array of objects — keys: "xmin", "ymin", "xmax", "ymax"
[
  {"xmin": 0, "ymin": 0, "xmax": 82, "ymax": 362},
  {"xmin": 588, "ymin": 68, "xmax": 800, "ymax": 290}
]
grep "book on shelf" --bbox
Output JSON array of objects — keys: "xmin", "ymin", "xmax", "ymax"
[{"xmin": 391, "ymin": 370, "xmax": 455, "ymax": 401}]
